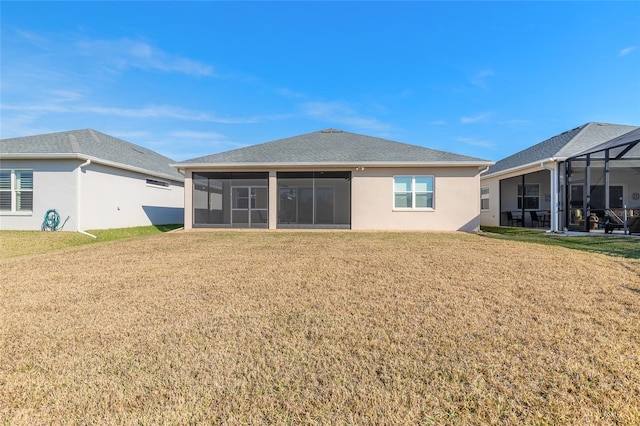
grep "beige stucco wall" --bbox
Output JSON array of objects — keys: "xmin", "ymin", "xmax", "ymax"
[
  {"xmin": 183, "ymin": 166, "xmax": 483, "ymax": 232},
  {"xmin": 351, "ymin": 166, "xmax": 481, "ymax": 231},
  {"xmin": 479, "ymin": 174, "xmax": 501, "ymax": 227}
]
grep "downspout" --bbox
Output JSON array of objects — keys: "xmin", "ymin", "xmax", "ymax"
[
  {"xmin": 77, "ymin": 159, "xmax": 97, "ymax": 238},
  {"xmin": 540, "ymin": 159, "xmax": 558, "ymax": 233}
]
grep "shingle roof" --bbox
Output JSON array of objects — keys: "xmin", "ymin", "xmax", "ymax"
[
  {"xmin": 0, "ymin": 129, "xmax": 183, "ymax": 181},
  {"xmin": 485, "ymin": 122, "xmax": 639, "ymax": 176},
  {"xmin": 571, "ymin": 127, "xmax": 640, "ymax": 158},
  {"xmin": 176, "ymin": 129, "xmax": 492, "ymax": 167}
]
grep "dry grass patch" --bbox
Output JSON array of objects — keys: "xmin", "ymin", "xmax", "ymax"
[{"xmin": 1, "ymin": 231, "xmax": 639, "ymax": 424}]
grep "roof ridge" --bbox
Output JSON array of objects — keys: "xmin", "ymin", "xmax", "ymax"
[{"xmin": 68, "ymin": 133, "xmax": 82, "ymax": 153}]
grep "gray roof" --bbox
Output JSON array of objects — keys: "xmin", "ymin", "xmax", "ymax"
[
  {"xmin": 571, "ymin": 127, "xmax": 640, "ymax": 158},
  {"xmin": 176, "ymin": 129, "xmax": 492, "ymax": 167},
  {"xmin": 485, "ymin": 122, "xmax": 639, "ymax": 176},
  {"xmin": 0, "ymin": 129, "xmax": 183, "ymax": 181}
]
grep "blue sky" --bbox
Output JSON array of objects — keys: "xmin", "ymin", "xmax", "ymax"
[{"xmin": 2, "ymin": 1, "xmax": 639, "ymax": 162}]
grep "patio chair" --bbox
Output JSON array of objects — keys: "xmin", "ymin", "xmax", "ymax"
[
  {"xmin": 529, "ymin": 211, "xmax": 541, "ymax": 227},
  {"xmin": 506, "ymin": 211, "xmax": 523, "ymax": 227}
]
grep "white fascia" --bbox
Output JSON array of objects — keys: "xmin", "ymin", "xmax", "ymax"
[
  {"xmin": 170, "ymin": 160, "xmax": 495, "ymax": 170},
  {"xmin": 1, "ymin": 153, "xmax": 184, "ymax": 183}
]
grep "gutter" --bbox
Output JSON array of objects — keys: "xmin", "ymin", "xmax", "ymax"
[
  {"xmin": 76, "ymin": 159, "xmax": 97, "ymax": 239},
  {"xmin": 482, "ymin": 158, "xmax": 566, "ymax": 180},
  {"xmin": 170, "ymin": 160, "xmax": 495, "ymax": 169}
]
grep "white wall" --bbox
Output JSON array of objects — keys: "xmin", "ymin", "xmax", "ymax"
[
  {"xmin": 81, "ymin": 162, "xmax": 184, "ymax": 229},
  {"xmin": 0, "ymin": 159, "xmax": 78, "ymax": 231}
]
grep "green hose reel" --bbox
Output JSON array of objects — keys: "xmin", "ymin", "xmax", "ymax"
[{"xmin": 41, "ymin": 209, "xmax": 68, "ymax": 231}]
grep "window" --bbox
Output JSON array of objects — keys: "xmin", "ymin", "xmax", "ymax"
[
  {"xmin": 517, "ymin": 183, "xmax": 539, "ymax": 210},
  {"xmin": 480, "ymin": 186, "xmax": 490, "ymax": 210},
  {"xmin": 146, "ymin": 178, "xmax": 169, "ymax": 188},
  {"xmin": 0, "ymin": 169, "xmax": 33, "ymax": 213},
  {"xmin": 394, "ymin": 176, "xmax": 434, "ymax": 209}
]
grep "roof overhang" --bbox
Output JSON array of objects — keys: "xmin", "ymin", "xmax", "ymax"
[
  {"xmin": 171, "ymin": 160, "xmax": 494, "ymax": 170},
  {"xmin": 481, "ymin": 157, "xmax": 562, "ymax": 180},
  {"xmin": 0, "ymin": 153, "xmax": 184, "ymax": 183}
]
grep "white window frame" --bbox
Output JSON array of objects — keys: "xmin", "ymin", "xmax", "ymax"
[
  {"xmin": 393, "ymin": 175, "xmax": 435, "ymax": 210},
  {"xmin": 481, "ymin": 186, "xmax": 490, "ymax": 211},
  {"xmin": 517, "ymin": 183, "xmax": 540, "ymax": 210},
  {"xmin": 0, "ymin": 169, "xmax": 33, "ymax": 215}
]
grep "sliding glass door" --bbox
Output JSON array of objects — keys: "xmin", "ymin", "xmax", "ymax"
[
  {"xmin": 231, "ymin": 186, "xmax": 268, "ymax": 227},
  {"xmin": 277, "ymin": 172, "xmax": 350, "ymax": 228},
  {"xmin": 193, "ymin": 172, "xmax": 268, "ymax": 228}
]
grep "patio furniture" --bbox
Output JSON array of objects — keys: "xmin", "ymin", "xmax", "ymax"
[
  {"xmin": 529, "ymin": 211, "xmax": 541, "ymax": 227},
  {"xmin": 506, "ymin": 211, "xmax": 523, "ymax": 227}
]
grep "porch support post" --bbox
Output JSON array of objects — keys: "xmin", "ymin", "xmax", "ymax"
[
  {"xmin": 585, "ymin": 154, "xmax": 591, "ymax": 232},
  {"xmin": 549, "ymin": 164, "xmax": 558, "ymax": 232},
  {"xmin": 268, "ymin": 170, "xmax": 277, "ymax": 230},
  {"xmin": 521, "ymin": 174, "xmax": 526, "ymax": 227},
  {"xmin": 565, "ymin": 160, "xmax": 571, "ymax": 231},
  {"xmin": 604, "ymin": 149, "xmax": 610, "ymax": 212},
  {"xmin": 184, "ymin": 170, "xmax": 193, "ymax": 230}
]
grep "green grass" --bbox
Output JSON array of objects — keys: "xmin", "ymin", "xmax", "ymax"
[
  {"xmin": 480, "ymin": 226, "xmax": 640, "ymax": 259},
  {"xmin": 0, "ymin": 224, "xmax": 183, "ymax": 259}
]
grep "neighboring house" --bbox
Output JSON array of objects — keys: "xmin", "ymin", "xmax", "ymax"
[
  {"xmin": 0, "ymin": 129, "xmax": 184, "ymax": 233},
  {"xmin": 480, "ymin": 122, "xmax": 640, "ymax": 233},
  {"xmin": 171, "ymin": 129, "xmax": 493, "ymax": 231}
]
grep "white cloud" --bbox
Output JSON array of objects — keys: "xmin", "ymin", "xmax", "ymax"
[
  {"xmin": 300, "ymin": 101, "xmax": 390, "ymax": 131},
  {"xmin": 169, "ymin": 130, "xmax": 227, "ymax": 140},
  {"xmin": 274, "ymin": 87, "xmax": 307, "ymax": 99},
  {"xmin": 75, "ymin": 38, "xmax": 214, "ymax": 76},
  {"xmin": 456, "ymin": 137, "xmax": 496, "ymax": 149},
  {"xmin": 470, "ymin": 69, "xmax": 494, "ymax": 89},
  {"xmin": 461, "ymin": 112, "xmax": 492, "ymax": 124},
  {"xmin": 619, "ymin": 46, "xmax": 637, "ymax": 57},
  {"xmin": 45, "ymin": 89, "xmax": 85, "ymax": 102},
  {"xmin": 1, "ymin": 103, "xmax": 258, "ymax": 124}
]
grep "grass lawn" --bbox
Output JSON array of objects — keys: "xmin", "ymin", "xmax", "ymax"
[
  {"xmin": 0, "ymin": 224, "xmax": 182, "ymax": 259},
  {"xmin": 1, "ymin": 231, "xmax": 639, "ymax": 424},
  {"xmin": 481, "ymin": 226, "xmax": 640, "ymax": 259}
]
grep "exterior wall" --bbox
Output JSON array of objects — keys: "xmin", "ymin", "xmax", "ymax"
[
  {"xmin": 0, "ymin": 159, "xmax": 79, "ymax": 231},
  {"xmin": 183, "ymin": 166, "xmax": 483, "ymax": 231},
  {"xmin": 81, "ymin": 162, "xmax": 183, "ymax": 229},
  {"xmin": 351, "ymin": 166, "xmax": 482, "ymax": 231},
  {"xmin": 479, "ymin": 174, "xmax": 501, "ymax": 227},
  {"xmin": 480, "ymin": 164, "xmax": 551, "ymax": 227}
]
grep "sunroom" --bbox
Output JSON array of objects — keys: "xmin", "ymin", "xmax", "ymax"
[
  {"xmin": 565, "ymin": 128, "xmax": 640, "ymax": 234},
  {"xmin": 192, "ymin": 171, "xmax": 352, "ymax": 229}
]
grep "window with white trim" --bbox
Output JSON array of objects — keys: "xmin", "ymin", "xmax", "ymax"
[
  {"xmin": 0, "ymin": 169, "xmax": 33, "ymax": 213},
  {"xmin": 394, "ymin": 176, "xmax": 434, "ymax": 209},
  {"xmin": 480, "ymin": 186, "xmax": 490, "ymax": 210},
  {"xmin": 517, "ymin": 183, "xmax": 539, "ymax": 209}
]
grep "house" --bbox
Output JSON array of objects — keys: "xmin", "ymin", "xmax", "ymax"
[
  {"xmin": 0, "ymin": 129, "xmax": 184, "ymax": 233},
  {"xmin": 480, "ymin": 122, "xmax": 640, "ymax": 233},
  {"xmin": 171, "ymin": 129, "xmax": 493, "ymax": 231}
]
